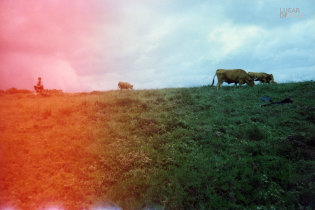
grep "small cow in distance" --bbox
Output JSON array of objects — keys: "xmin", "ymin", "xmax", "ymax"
[
  {"xmin": 118, "ymin": 81, "xmax": 133, "ymax": 90},
  {"xmin": 211, "ymin": 69, "xmax": 254, "ymax": 90},
  {"xmin": 248, "ymin": 72, "xmax": 276, "ymax": 84}
]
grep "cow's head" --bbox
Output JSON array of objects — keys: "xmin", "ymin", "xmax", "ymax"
[
  {"xmin": 265, "ymin": 74, "xmax": 276, "ymax": 83},
  {"xmin": 269, "ymin": 74, "xmax": 277, "ymax": 83},
  {"xmin": 246, "ymin": 76, "xmax": 255, "ymax": 87},
  {"xmin": 248, "ymin": 72, "xmax": 255, "ymax": 79}
]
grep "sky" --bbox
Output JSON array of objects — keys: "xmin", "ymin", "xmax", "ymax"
[{"xmin": 0, "ymin": 0, "xmax": 314, "ymax": 92}]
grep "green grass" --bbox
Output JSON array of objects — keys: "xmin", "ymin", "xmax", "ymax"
[
  {"xmin": 92, "ymin": 82, "xmax": 315, "ymax": 209},
  {"xmin": 0, "ymin": 82, "xmax": 314, "ymax": 209}
]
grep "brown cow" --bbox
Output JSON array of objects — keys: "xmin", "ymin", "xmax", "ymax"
[
  {"xmin": 211, "ymin": 69, "xmax": 254, "ymax": 89},
  {"xmin": 118, "ymin": 81, "xmax": 133, "ymax": 90},
  {"xmin": 248, "ymin": 72, "xmax": 276, "ymax": 84}
]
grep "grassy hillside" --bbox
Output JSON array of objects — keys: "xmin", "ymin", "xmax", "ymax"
[{"xmin": 0, "ymin": 82, "xmax": 314, "ymax": 209}]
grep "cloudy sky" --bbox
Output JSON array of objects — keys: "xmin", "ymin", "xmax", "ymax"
[{"xmin": 0, "ymin": 0, "xmax": 314, "ymax": 92}]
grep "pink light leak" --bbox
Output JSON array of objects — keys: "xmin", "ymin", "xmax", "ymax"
[{"xmin": 0, "ymin": 0, "xmax": 116, "ymax": 92}]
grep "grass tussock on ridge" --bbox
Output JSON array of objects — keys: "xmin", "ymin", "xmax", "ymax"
[{"xmin": 0, "ymin": 82, "xmax": 314, "ymax": 209}]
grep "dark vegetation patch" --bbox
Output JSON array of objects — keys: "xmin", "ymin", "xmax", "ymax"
[{"xmin": 4, "ymin": 88, "xmax": 33, "ymax": 94}]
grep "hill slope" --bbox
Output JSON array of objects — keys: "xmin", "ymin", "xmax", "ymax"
[{"xmin": 0, "ymin": 82, "xmax": 314, "ymax": 209}]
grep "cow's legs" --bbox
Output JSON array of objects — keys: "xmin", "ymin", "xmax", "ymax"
[{"xmin": 216, "ymin": 82, "xmax": 222, "ymax": 90}]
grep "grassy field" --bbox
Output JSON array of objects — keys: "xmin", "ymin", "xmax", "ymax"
[{"xmin": 0, "ymin": 82, "xmax": 314, "ymax": 209}]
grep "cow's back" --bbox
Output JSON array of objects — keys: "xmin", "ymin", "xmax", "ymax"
[
  {"xmin": 118, "ymin": 81, "xmax": 133, "ymax": 90},
  {"xmin": 217, "ymin": 69, "xmax": 247, "ymax": 81},
  {"xmin": 215, "ymin": 69, "xmax": 254, "ymax": 87},
  {"xmin": 248, "ymin": 72, "xmax": 276, "ymax": 83}
]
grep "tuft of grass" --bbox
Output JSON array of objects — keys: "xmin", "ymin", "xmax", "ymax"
[
  {"xmin": 241, "ymin": 124, "xmax": 265, "ymax": 141},
  {"xmin": 58, "ymin": 107, "xmax": 74, "ymax": 116},
  {"xmin": 41, "ymin": 108, "xmax": 52, "ymax": 119}
]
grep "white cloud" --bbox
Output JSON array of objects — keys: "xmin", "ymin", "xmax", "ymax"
[{"xmin": 208, "ymin": 24, "xmax": 265, "ymax": 61}]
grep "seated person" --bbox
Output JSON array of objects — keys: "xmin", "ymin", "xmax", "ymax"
[{"xmin": 34, "ymin": 77, "xmax": 44, "ymax": 93}]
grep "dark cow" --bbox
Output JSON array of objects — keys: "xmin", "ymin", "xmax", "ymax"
[
  {"xmin": 248, "ymin": 72, "xmax": 276, "ymax": 84},
  {"xmin": 211, "ymin": 69, "xmax": 255, "ymax": 89},
  {"xmin": 118, "ymin": 81, "xmax": 133, "ymax": 90}
]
